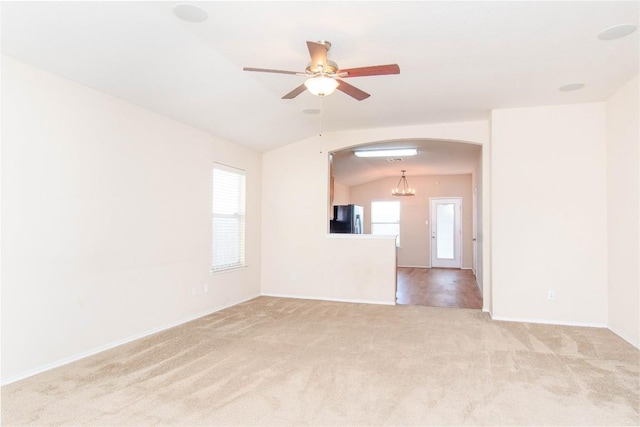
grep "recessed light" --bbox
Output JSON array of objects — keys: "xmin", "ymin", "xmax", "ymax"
[
  {"xmin": 598, "ymin": 24, "xmax": 637, "ymax": 41},
  {"xmin": 354, "ymin": 148, "xmax": 417, "ymax": 158},
  {"xmin": 559, "ymin": 83, "xmax": 585, "ymax": 92},
  {"xmin": 302, "ymin": 108, "xmax": 321, "ymax": 115},
  {"xmin": 173, "ymin": 4, "xmax": 208, "ymax": 23}
]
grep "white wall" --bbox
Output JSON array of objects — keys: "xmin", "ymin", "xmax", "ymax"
[
  {"xmin": 261, "ymin": 122, "xmax": 490, "ymax": 306},
  {"xmin": 472, "ymin": 152, "xmax": 484, "ymax": 295},
  {"xmin": 260, "ymin": 135, "xmax": 397, "ymax": 304},
  {"xmin": 606, "ymin": 74, "xmax": 640, "ymax": 347},
  {"xmin": 332, "ymin": 181, "xmax": 351, "ymax": 206},
  {"xmin": 491, "ymin": 103, "xmax": 608, "ymax": 325},
  {"xmin": 0, "ymin": 57, "xmax": 262, "ymax": 383}
]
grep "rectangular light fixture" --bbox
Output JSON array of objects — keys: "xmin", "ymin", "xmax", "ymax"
[{"xmin": 354, "ymin": 148, "xmax": 417, "ymax": 158}]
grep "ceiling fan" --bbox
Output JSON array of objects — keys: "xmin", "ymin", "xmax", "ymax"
[{"xmin": 243, "ymin": 41, "xmax": 400, "ymax": 101}]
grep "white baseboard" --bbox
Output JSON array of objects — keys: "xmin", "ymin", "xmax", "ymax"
[
  {"xmin": 490, "ymin": 315, "xmax": 607, "ymax": 329},
  {"xmin": 475, "ymin": 281, "xmax": 483, "ymax": 298},
  {"xmin": 261, "ymin": 293, "xmax": 396, "ymax": 306},
  {"xmin": 607, "ymin": 325, "xmax": 640, "ymax": 350},
  {"xmin": 399, "ymin": 266, "xmax": 474, "ymax": 270},
  {"xmin": 0, "ymin": 294, "xmax": 260, "ymax": 386}
]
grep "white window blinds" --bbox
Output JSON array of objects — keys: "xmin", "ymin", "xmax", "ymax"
[{"xmin": 212, "ymin": 163, "xmax": 246, "ymax": 272}]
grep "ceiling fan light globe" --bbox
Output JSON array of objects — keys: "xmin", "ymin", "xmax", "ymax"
[{"xmin": 304, "ymin": 76, "xmax": 339, "ymax": 97}]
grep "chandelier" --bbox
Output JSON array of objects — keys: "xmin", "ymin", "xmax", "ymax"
[{"xmin": 392, "ymin": 170, "xmax": 415, "ymax": 197}]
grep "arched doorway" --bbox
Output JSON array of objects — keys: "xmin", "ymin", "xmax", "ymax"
[{"xmin": 329, "ymin": 138, "xmax": 483, "ymax": 309}]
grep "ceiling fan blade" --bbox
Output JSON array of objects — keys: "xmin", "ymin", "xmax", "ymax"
[
  {"xmin": 243, "ymin": 67, "xmax": 301, "ymax": 76},
  {"xmin": 306, "ymin": 41, "xmax": 328, "ymax": 71},
  {"xmin": 336, "ymin": 79, "xmax": 370, "ymax": 101},
  {"xmin": 339, "ymin": 64, "xmax": 400, "ymax": 78},
  {"xmin": 282, "ymin": 84, "xmax": 307, "ymax": 99}
]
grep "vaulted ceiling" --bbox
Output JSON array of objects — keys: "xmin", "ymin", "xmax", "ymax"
[{"xmin": 2, "ymin": 1, "xmax": 638, "ymax": 156}]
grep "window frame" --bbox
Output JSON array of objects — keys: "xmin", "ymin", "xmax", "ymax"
[
  {"xmin": 211, "ymin": 163, "xmax": 246, "ymax": 273},
  {"xmin": 370, "ymin": 200, "xmax": 401, "ymax": 246}
]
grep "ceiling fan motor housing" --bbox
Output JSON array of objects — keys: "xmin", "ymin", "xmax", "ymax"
[{"xmin": 306, "ymin": 59, "xmax": 339, "ymax": 76}]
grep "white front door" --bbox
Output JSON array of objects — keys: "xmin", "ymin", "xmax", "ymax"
[{"xmin": 430, "ymin": 197, "xmax": 462, "ymax": 268}]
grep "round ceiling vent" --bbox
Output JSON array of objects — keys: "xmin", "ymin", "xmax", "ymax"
[
  {"xmin": 598, "ymin": 24, "xmax": 637, "ymax": 41},
  {"xmin": 559, "ymin": 83, "xmax": 585, "ymax": 92},
  {"xmin": 173, "ymin": 4, "xmax": 208, "ymax": 23}
]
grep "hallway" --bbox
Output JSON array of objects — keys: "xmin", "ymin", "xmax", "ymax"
[{"xmin": 396, "ymin": 267, "xmax": 482, "ymax": 309}]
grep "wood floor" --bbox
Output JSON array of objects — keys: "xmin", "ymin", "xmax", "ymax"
[{"xmin": 396, "ymin": 267, "xmax": 483, "ymax": 309}]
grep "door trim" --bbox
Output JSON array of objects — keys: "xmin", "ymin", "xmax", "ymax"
[{"xmin": 472, "ymin": 188, "xmax": 477, "ymax": 276}]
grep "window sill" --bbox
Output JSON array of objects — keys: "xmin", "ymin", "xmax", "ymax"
[
  {"xmin": 210, "ymin": 265, "xmax": 248, "ymax": 275},
  {"xmin": 326, "ymin": 234, "xmax": 396, "ymax": 240}
]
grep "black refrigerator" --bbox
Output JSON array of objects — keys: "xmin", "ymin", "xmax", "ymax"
[{"xmin": 330, "ymin": 204, "xmax": 364, "ymax": 234}]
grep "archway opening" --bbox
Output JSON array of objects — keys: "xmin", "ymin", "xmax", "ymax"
[{"xmin": 328, "ymin": 138, "xmax": 484, "ymax": 309}]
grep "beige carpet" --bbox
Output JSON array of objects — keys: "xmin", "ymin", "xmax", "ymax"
[{"xmin": 2, "ymin": 296, "xmax": 639, "ymax": 426}]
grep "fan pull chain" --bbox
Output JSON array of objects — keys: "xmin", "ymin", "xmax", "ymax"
[{"xmin": 319, "ymin": 97, "xmax": 324, "ymax": 137}]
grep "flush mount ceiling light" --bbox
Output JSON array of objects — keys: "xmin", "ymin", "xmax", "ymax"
[
  {"xmin": 304, "ymin": 76, "xmax": 339, "ymax": 97},
  {"xmin": 354, "ymin": 148, "xmax": 417, "ymax": 158},
  {"xmin": 598, "ymin": 24, "xmax": 637, "ymax": 41},
  {"xmin": 173, "ymin": 4, "xmax": 208, "ymax": 23},
  {"xmin": 392, "ymin": 170, "xmax": 415, "ymax": 197},
  {"xmin": 559, "ymin": 83, "xmax": 585, "ymax": 91}
]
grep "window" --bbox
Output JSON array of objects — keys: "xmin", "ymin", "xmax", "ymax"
[
  {"xmin": 212, "ymin": 163, "xmax": 246, "ymax": 272},
  {"xmin": 371, "ymin": 201, "xmax": 400, "ymax": 246}
]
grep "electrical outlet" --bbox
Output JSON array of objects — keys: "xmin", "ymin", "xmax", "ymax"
[
  {"xmin": 290, "ymin": 272, "xmax": 296, "ymax": 280},
  {"xmin": 547, "ymin": 290, "xmax": 555, "ymax": 300},
  {"xmin": 203, "ymin": 283, "xmax": 209, "ymax": 294},
  {"xmin": 192, "ymin": 286, "xmax": 196, "ymax": 296}
]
